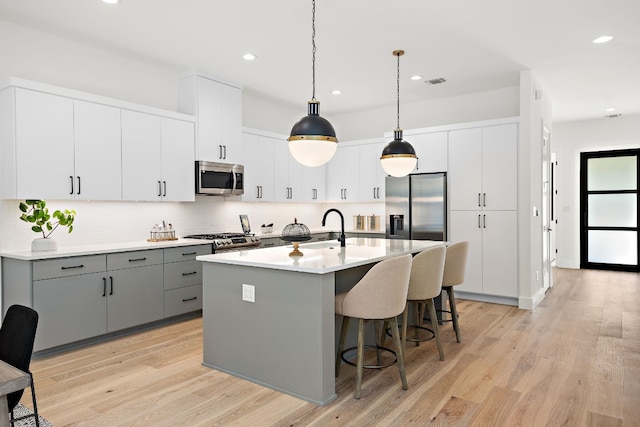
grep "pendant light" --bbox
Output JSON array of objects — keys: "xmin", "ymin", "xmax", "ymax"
[
  {"xmin": 380, "ymin": 50, "xmax": 417, "ymax": 177},
  {"xmin": 288, "ymin": 0, "xmax": 338, "ymax": 167}
]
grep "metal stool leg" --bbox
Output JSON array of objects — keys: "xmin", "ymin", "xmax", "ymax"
[
  {"xmin": 427, "ymin": 298, "xmax": 445, "ymax": 360},
  {"xmin": 446, "ymin": 286, "xmax": 461, "ymax": 343}
]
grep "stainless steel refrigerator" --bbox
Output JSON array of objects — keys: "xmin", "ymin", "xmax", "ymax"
[{"xmin": 385, "ymin": 172, "xmax": 447, "ymax": 241}]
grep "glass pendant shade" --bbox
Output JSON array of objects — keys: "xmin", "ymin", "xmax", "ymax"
[
  {"xmin": 380, "ymin": 129, "xmax": 417, "ymax": 177},
  {"xmin": 288, "ymin": 100, "xmax": 338, "ymax": 167}
]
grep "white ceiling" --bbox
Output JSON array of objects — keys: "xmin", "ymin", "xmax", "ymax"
[{"xmin": 1, "ymin": 0, "xmax": 638, "ymax": 123}]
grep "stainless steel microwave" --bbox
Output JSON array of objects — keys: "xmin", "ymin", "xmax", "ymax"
[{"xmin": 195, "ymin": 161, "xmax": 244, "ymax": 196}]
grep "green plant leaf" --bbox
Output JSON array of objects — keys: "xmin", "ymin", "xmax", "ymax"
[
  {"xmin": 68, "ymin": 225, "xmax": 73, "ymax": 233},
  {"xmin": 19, "ymin": 202, "xmax": 28, "ymax": 212},
  {"xmin": 32, "ymin": 225, "xmax": 42, "ymax": 233}
]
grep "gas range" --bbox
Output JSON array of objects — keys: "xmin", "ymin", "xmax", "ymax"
[{"xmin": 184, "ymin": 232, "xmax": 262, "ymax": 252}]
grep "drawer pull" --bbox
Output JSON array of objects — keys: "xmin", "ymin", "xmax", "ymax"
[
  {"xmin": 128, "ymin": 257, "xmax": 147, "ymax": 262},
  {"xmin": 102, "ymin": 277, "xmax": 106, "ymax": 297},
  {"xmin": 182, "ymin": 296, "xmax": 197, "ymax": 302},
  {"xmin": 182, "ymin": 252, "xmax": 197, "ymax": 256},
  {"xmin": 182, "ymin": 271, "xmax": 198, "ymax": 276},
  {"xmin": 61, "ymin": 264, "xmax": 84, "ymax": 270},
  {"xmin": 109, "ymin": 276, "xmax": 114, "ymax": 295}
]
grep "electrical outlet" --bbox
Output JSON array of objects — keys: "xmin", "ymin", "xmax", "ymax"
[{"xmin": 242, "ymin": 284, "xmax": 255, "ymax": 303}]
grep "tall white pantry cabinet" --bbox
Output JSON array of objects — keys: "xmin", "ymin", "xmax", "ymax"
[{"xmin": 448, "ymin": 122, "xmax": 519, "ymax": 300}]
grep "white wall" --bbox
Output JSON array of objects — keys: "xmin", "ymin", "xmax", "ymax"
[
  {"xmin": 518, "ymin": 70, "xmax": 552, "ymax": 309},
  {"xmin": 551, "ymin": 114, "xmax": 640, "ymax": 268},
  {"xmin": 332, "ymin": 86, "xmax": 520, "ymax": 141}
]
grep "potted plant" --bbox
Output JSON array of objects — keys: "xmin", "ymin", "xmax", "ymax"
[{"xmin": 19, "ymin": 199, "xmax": 76, "ymax": 251}]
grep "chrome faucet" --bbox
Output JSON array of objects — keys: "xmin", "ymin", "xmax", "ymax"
[{"xmin": 322, "ymin": 208, "xmax": 346, "ymax": 247}]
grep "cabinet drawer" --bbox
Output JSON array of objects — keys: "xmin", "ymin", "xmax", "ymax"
[
  {"xmin": 165, "ymin": 285, "xmax": 202, "ymax": 317},
  {"xmin": 107, "ymin": 249, "xmax": 163, "ymax": 270},
  {"xmin": 33, "ymin": 255, "xmax": 106, "ymax": 281},
  {"xmin": 164, "ymin": 245, "xmax": 212, "ymax": 263},
  {"xmin": 164, "ymin": 260, "xmax": 202, "ymax": 290}
]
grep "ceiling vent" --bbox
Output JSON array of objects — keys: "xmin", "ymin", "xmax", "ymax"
[
  {"xmin": 605, "ymin": 113, "xmax": 622, "ymax": 118},
  {"xmin": 426, "ymin": 77, "xmax": 447, "ymax": 85}
]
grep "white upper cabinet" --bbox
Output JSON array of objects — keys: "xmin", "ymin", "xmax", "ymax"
[
  {"xmin": 121, "ymin": 110, "xmax": 162, "ymax": 201},
  {"xmin": 74, "ymin": 100, "xmax": 122, "ymax": 200},
  {"xmin": 481, "ymin": 124, "xmax": 518, "ymax": 211},
  {"xmin": 302, "ymin": 164, "xmax": 326, "ymax": 202},
  {"xmin": 448, "ymin": 124, "xmax": 517, "ymax": 211},
  {"xmin": 160, "ymin": 118, "xmax": 195, "ymax": 202},
  {"xmin": 274, "ymin": 140, "xmax": 303, "ymax": 202},
  {"xmin": 358, "ymin": 141, "xmax": 386, "ymax": 202},
  {"xmin": 14, "ymin": 88, "xmax": 75, "ymax": 200},
  {"xmin": 122, "ymin": 111, "xmax": 195, "ymax": 202},
  {"xmin": 410, "ymin": 131, "xmax": 448, "ymax": 174},
  {"xmin": 242, "ymin": 132, "xmax": 275, "ymax": 202},
  {"xmin": 178, "ymin": 74, "xmax": 242, "ymax": 163},
  {"xmin": 1, "ymin": 78, "xmax": 196, "ymax": 202},
  {"xmin": 448, "ymin": 128, "xmax": 482, "ymax": 211},
  {"xmin": 326, "ymin": 145, "xmax": 359, "ymax": 201}
]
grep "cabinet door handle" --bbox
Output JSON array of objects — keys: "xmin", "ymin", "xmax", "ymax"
[
  {"xmin": 182, "ymin": 271, "xmax": 198, "ymax": 276},
  {"xmin": 223, "ymin": 145, "xmax": 227, "ymax": 159},
  {"xmin": 61, "ymin": 264, "xmax": 84, "ymax": 270},
  {"xmin": 313, "ymin": 188, "xmax": 317, "ymax": 200},
  {"xmin": 478, "ymin": 214, "xmax": 481, "ymax": 228},
  {"xmin": 483, "ymin": 193, "xmax": 486, "ymax": 207},
  {"xmin": 219, "ymin": 145, "xmax": 223, "ymax": 159},
  {"xmin": 478, "ymin": 193, "xmax": 481, "ymax": 207},
  {"xmin": 70, "ymin": 176, "xmax": 74, "ymax": 195},
  {"xmin": 344, "ymin": 189, "xmax": 347, "ymax": 199},
  {"xmin": 163, "ymin": 181, "xmax": 167, "ymax": 197},
  {"xmin": 109, "ymin": 276, "xmax": 114, "ymax": 295},
  {"xmin": 77, "ymin": 176, "xmax": 81, "ymax": 195},
  {"xmin": 483, "ymin": 214, "xmax": 487, "ymax": 228},
  {"xmin": 157, "ymin": 181, "xmax": 162, "ymax": 197},
  {"xmin": 182, "ymin": 252, "xmax": 197, "ymax": 256},
  {"xmin": 128, "ymin": 257, "xmax": 147, "ymax": 262},
  {"xmin": 182, "ymin": 296, "xmax": 198, "ymax": 302},
  {"xmin": 102, "ymin": 277, "xmax": 107, "ymax": 297}
]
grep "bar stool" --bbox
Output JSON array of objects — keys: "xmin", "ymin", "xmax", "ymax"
[
  {"xmin": 402, "ymin": 245, "xmax": 446, "ymax": 360},
  {"xmin": 335, "ymin": 254, "xmax": 412, "ymax": 399},
  {"xmin": 442, "ymin": 241, "xmax": 469, "ymax": 343}
]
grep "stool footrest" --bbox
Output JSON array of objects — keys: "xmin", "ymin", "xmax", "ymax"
[{"xmin": 341, "ymin": 345, "xmax": 397, "ymax": 369}]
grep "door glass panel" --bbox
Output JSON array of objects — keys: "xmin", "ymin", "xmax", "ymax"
[
  {"xmin": 588, "ymin": 230, "xmax": 637, "ymax": 265},
  {"xmin": 588, "ymin": 194, "xmax": 637, "ymax": 227},
  {"xmin": 587, "ymin": 156, "xmax": 637, "ymax": 191}
]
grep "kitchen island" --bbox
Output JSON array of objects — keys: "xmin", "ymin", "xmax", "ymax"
[{"xmin": 197, "ymin": 237, "xmax": 443, "ymax": 405}]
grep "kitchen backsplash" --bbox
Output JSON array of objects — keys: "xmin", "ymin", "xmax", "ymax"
[{"xmin": 0, "ymin": 199, "xmax": 384, "ymax": 251}]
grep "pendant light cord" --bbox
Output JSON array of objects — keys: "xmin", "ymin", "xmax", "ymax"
[
  {"xmin": 396, "ymin": 51, "xmax": 400, "ymax": 129},
  {"xmin": 311, "ymin": 0, "xmax": 316, "ymax": 101}
]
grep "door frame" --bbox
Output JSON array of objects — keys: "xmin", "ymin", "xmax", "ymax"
[{"xmin": 579, "ymin": 148, "xmax": 640, "ymax": 271}]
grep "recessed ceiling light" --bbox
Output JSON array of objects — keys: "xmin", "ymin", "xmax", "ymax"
[
  {"xmin": 331, "ymin": 90, "xmax": 342, "ymax": 95},
  {"xmin": 605, "ymin": 107, "xmax": 616, "ymax": 112},
  {"xmin": 410, "ymin": 75, "xmax": 423, "ymax": 81},
  {"xmin": 102, "ymin": 0, "xmax": 119, "ymax": 4},
  {"xmin": 593, "ymin": 35, "xmax": 613, "ymax": 44},
  {"xmin": 242, "ymin": 53, "xmax": 256, "ymax": 61}
]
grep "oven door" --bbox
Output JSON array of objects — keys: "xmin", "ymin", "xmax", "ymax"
[{"xmin": 196, "ymin": 161, "xmax": 244, "ymax": 195}]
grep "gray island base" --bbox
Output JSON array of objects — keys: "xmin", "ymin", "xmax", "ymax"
[{"xmin": 198, "ymin": 237, "xmax": 443, "ymax": 405}]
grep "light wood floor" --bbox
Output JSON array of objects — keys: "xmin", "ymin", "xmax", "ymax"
[{"xmin": 27, "ymin": 268, "xmax": 640, "ymax": 426}]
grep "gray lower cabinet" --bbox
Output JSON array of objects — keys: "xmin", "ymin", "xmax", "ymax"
[
  {"xmin": 33, "ymin": 268, "xmax": 107, "ymax": 351},
  {"xmin": 2, "ymin": 244, "xmax": 211, "ymax": 352},
  {"xmin": 163, "ymin": 245, "xmax": 211, "ymax": 317}
]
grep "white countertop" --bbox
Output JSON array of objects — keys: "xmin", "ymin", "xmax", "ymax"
[
  {"xmin": 0, "ymin": 238, "xmax": 212, "ymax": 261},
  {"xmin": 197, "ymin": 237, "xmax": 443, "ymax": 274}
]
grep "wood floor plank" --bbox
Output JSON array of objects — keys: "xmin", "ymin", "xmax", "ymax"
[{"xmin": 25, "ymin": 268, "xmax": 640, "ymax": 426}]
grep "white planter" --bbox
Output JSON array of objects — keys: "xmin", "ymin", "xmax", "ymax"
[{"xmin": 31, "ymin": 238, "xmax": 57, "ymax": 252}]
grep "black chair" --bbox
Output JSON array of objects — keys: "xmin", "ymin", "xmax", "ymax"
[{"xmin": 0, "ymin": 305, "xmax": 40, "ymax": 427}]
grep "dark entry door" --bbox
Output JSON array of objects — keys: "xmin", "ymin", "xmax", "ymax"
[{"xmin": 580, "ymin": 149, "xmax": 639, "ymax": 271}]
